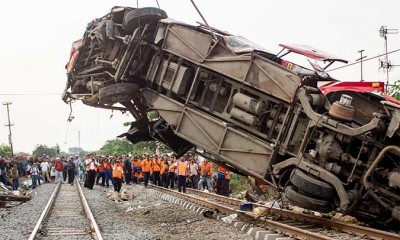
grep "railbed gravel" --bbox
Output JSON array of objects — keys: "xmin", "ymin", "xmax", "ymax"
[
  {"xmin": 83, "ymin": 183, "xmax": 253, "ymax": 240},
  {"xmin": 0, "ymin": 182, "xmax": 57, "ymax": 240}
]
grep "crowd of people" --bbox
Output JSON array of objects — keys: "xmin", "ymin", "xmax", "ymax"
[
  {"xmin": 81, "ymin": 153, "xmax": 231, "ymax": 196},
  {"xmin": 0, "ymin": 155, "xmax": 80, "ymax": 190},
  {"xmin": 0, "ymin": 153, "xmax": 231, "ymax": 196}
]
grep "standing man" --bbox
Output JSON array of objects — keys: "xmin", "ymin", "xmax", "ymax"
[
  {"xmin": 73, "ymin": 155, "xmax": 79, "ymax": 178},
  {"xmin": 131, "ymin": 157, "xmax": 140, "ymax": 184},
  {"xmin": 85, "ymin": 156, "xmax": 97, "ymax": 190},
  {"xmin": 112, "ymin": 159, "xmax": 123, "ymax": 192},
  {"xmin": 160, "ymin": 156, "xmax": 168, "ymax": 188},
  {"xmin": 152, "ymin": 154, "xmax": 161, "ymax": 186},
  {"xmin": 9, "ymin": 164, "xmax": 19, "ymax": 190},
  {"xmin": 141, "ymin": 154, "xmax": 152, "ymax": 187},
  {"xmin": 67, "ymin": 157, "xmax": 76, "ymax": 186},
  {"xmin": 167, "ymin": 155, "xmax": 177, "ymax": 189},
  {"xmin": 216, "ymin": 165, "xmax": 227, "ymax": 195},
  {"xmin": 104, "ymin": 158, "xmax": 113, "ymax": 188},
  {"xmin": 96, "ymin": 160, "xmax": 106, "ymax": 186},
  {"xmin": 123, "ymin": 156, "xmax": 132, "ymax": 185},
  {"xmin": 40, "ymin": 158, "xmax": 51, "ymax": 183},
  {"xmin": 198, "ymin": 159, "xmax": 213, "ymax": 191},
  {"xmin": 54, "ymin": 158, "xmax": 64, "ymax": 183},
  {"xmin": 224, "ymin": 170, "xmax": 230, "ymax": 197},
  {"xmin": 0, "ymin": 157, "xmax": 6, "ymax": 185},
  {"xmin": 62, "ymin": 158, "xmax": 68, "ymax": 182},
  {"xmin": 31, "ymin": 163, "xmax": 40, "ymax": 189},
  {"xmin": 177, "ymin": 156, "xmax": 188, "ymax": 193},
  {"xmin": 188, "ymin": 157, "xmax": 199, "ymax": 189}
]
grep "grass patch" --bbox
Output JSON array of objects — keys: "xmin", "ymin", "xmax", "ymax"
[{"xmin": 229, "ymin": 174, "xmax": 248, "ymax": 194}]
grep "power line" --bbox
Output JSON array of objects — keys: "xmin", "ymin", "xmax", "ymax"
[{"xmin": 327, "ymin": 48, "xmax": 400, "ymax": 72}]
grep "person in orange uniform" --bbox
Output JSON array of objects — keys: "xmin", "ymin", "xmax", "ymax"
[
  {"xmin": 198, "ymin": 158, "xmax": 213, "ymax": 191},
  {"xmin": 177, "ymin": 156, "xmax": 189, "ymax": 193},
  {"xmin": 112, "ymin": 159, "xmax": 123, "ymax": 192},
  {"xmin": 104, "ymin": 159, "xmax": 113, "ymax": 188},
  {"xmin": 96, "ymin": 160, "xmax": 106, "ymax": 186},
  {"xmin": 224, "ymin": 170, "xmax": 230, "ymax": 197},
  {"xmin": 131, "ymin": 157, "xmax": 141, "ymax": 184},
  {"xmin": 141, "ymin": 154, "xmax": 152, "ymax": 187},
  {"xmin": 160, "ymin": 156, "xmax": 168, "ymax": 188},
  {"xmin": 216, "ymin": 165, "xmax": 227, "ymax": 195},
  {"xmin": 167, "ymin": 155, "xmax": 177, "ymax": 189},
  {"xmin": 152, "ymin": 154, "xmax": 161, "ymax": 186}
]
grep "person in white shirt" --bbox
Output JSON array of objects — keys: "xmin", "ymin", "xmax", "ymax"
[
  {"xmin": 31, "ymin": 163, "xmax": 40, "ymax": 189},
  {"xmin": 189, "ymin": 157, "xmax": 199, "ymax": 189},
  {"xmin": 40, "ymin": 159, "xmax": 51, "ymax": 183},
  {"xmin": 84, "ymin": 156, "xmax": 98, "ymax": 190}
]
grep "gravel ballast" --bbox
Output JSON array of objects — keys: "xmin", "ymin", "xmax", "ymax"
[
  {"xmin": 83, "ymin": 183, "xmax": 253, "ymax": 240},
  {"xmin": 0, "ymin": 182, "xmax": 57, "ymax": 240}
]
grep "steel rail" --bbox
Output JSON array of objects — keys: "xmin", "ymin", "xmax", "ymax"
[
  {"xmin": 150, "ymin": 185, "xmax": 333, "ymax": 240},
  {"xmin": 29, "ymin": 180, "xmax": 103, "ymax": 240},
  {"xmin": 76, "ymin": 179, "xmax": 103, "ymax": 240},
  {"xmin": 28, "ymin": 181, "xmax": 62, "ymax": 240},
  {"xmin": 186, "ymin": 188, "xmax": 400, "ymax": 240}
]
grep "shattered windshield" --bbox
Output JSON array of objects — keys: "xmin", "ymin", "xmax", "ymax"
[{"xmin": 223, "ymin": 35, "xmax": 274, "ymax": 54}]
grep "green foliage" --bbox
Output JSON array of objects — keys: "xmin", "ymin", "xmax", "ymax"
[
  {"xmin": 99, "ymin": 138, "xmax": 171, "ymax": 156},
  {"xmin": 0, "ymin": 144, "xmax": 12, "ymax": 157},
  {"xmin": 229, "ymin": 174, "xmax": 249, "ymax": 194},
  {"xmin": 68, "ymin": 147, "xmax": 86, "ymax": 158},
  {"xmin": 32, "ymin": 144, "xmax": 58, "ymax": 157},
  {"xmin": 389, "ymin": 79, "xmax": 400, "ymax": 100},
  {"xmin": 100, "ymin": 139, "xmax": 134, "ymax": 156}
]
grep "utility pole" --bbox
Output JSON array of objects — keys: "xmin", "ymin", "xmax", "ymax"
[
  {"xmin": 78, "ymin": 130, "xmax": 81, "ymax": 148},
  {"xmin": 356, "ymin": 50, "xmax": 367, "ymax": 81},
  {"xmin": 379, "ymin": 26, "xmax": 399, "ymax": 91},
  {"xmin": 3, "ymin": 102, "xmax": 14, "ymax": 156}
]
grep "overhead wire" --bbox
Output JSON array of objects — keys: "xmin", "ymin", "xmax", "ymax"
[{"xmin": 327, "ymin": 48, "xmax": 400, "ymax": 72}]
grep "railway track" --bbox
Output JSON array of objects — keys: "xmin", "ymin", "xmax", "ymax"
[
  {"xmin": 29, "ymin": 180, "xmax": 102, "ymax": 240},
  {"xmin": 150, "ymin": 185, "xmax": 399, "ymax": 240}
]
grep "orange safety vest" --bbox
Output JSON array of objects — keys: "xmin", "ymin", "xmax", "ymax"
[
  {"xmin": 200, "ymin": 162, "xmax": 212, "ymax": 176},
  {"xmin": 105, "ymin": 163, "xmax": 113, "ymax": 170},
  {"xmin": 152, "ymin": 158, "xmax": 161, "ymax": 172},
  {"xmin": 217, "ymin": 166, "xmax": 227, "ymax": 174},
  {"xmin": 142, "ymin": 159, "xmax": 152, "ymax": 173},
  {"xmin": 177, "ymin": 161, "xmax": 188, "ymax": 176},
  {"xmin": 168, "ymin": 161, "xmax": 176, "ymax": 173},
  {"xmin": 160, "ymin": 161, "xmax": 166, "ymax": 174},
  {"xmin": 97, "ymin": 163, "xmax": 106, "ymax": 172},
  {"xmin": 86, "ymin": 160, "xmax": 97, "ymax": 172},
  {"xmin": 112, "ymin": 165, "xmax": 123, "ymax": 179}
]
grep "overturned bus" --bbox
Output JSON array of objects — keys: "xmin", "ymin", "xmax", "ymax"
[{"xmin": 63, "ymin": 6, "xmax": 400, "ymax": 225}]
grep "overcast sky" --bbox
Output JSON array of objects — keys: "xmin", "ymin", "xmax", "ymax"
[{"xmin": 0, "ymin": 0, "xmax": 399, "ymax": 154}]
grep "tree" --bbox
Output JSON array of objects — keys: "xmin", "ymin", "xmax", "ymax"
[
  {"xmin": 32, "ymin": 144, "xmax": 58, "ymax": 157},
  {"xmin": 99, "ymin": 137, "xmax": 174, "ymax": 156},
  {"xmin": 389, "ymin": 79, "xmax": 400, "ymax": 100},
  {"xmin": 68, "ymin": 147, "xmax": 86, "ymax": 158},
  {"xmin": 0, "ymin": 144, "xmax": 12, "ymax": 157},
  {"xmin": 100, "ymin": 139, "xmax": 134, "ymax": 156}
]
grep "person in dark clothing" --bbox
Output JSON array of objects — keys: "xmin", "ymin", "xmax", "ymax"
[
  {"xmin": 123, "ymin": 157, "xmax": 132, "ymax": 185},
  {"xmin": 0, "ymin": 158, "xmax": 6, "ymax": 185},
  {"xmin": 67, "ymin": 158, "xmax": 76, "ymax": 185},
  {"xmin": 96, "ymin": 161, "xmax": 106, "ymax": 186},
  {"xmin": 63, "ymin": 160, "xmax": 68, "ymax": 182},
  {"xmin": 85, "ymin": 157, "xmax": 97, "ymax": 190}
]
